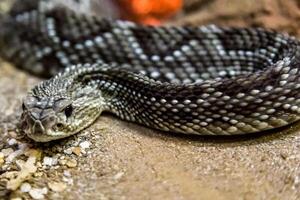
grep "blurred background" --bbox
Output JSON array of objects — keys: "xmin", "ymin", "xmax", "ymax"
[{"xmin": 0, "ymin": 0, "xmax": 299, "ymax": 35}]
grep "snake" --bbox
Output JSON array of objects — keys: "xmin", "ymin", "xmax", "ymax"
[{"xmin": 1, "ymin": 0, "xmax": 300, "ymax": 142}]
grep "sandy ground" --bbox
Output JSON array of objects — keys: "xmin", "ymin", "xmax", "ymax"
[{"xmin": 0, "ymin": 0, "xmax": 300, "ymax": 199}]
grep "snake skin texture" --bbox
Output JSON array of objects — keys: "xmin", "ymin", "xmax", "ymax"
[{"xmin": 1, "ymin": 0, "xmax": 300, "ymax": 141}]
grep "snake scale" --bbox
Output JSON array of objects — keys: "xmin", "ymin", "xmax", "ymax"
[{"xmin": 1, "ymin": 0, "xmax": 300, "ymax": 142}]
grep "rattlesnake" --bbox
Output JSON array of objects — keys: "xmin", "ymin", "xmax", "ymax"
[{"xmin": 1, "ymin": 0, "xmax": 300, "ymax": 142}]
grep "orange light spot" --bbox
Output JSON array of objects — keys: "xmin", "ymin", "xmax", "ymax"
[
  {"xmin": 118, "ymin": 0, "xmax": 182, "ymax": 25},
  {"xmin": 131, "ymin": 0, "xmax": 153, "ymax": 15}
]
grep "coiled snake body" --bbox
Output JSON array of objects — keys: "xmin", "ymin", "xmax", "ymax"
[{"xmin": 1, "ymin": 0, "xmax": 300, "ymax": 142}]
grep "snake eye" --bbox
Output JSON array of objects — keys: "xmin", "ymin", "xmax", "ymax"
[{"xmin": 64, "ymin": 105, "xmax": 73, "ymax": 118}]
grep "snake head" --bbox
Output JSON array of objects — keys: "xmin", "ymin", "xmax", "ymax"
[
  {"xmin": 21, "ymin": 65, "xmax": 109, "ymax": 142},
  {"xmin": 21, "ymin": 79, "xmax": 103, "ymax": 142},
  {"xmin": 21, "ymin": 95, "xmax": 76, "ymax": 142}
]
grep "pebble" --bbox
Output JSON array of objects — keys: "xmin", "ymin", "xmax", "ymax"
[
  {"xmin": 6, "ymin": 150, "xmax": 38, "ymax": 191},
  {"xmin": 64, "ymin": 148, "xmax": 73, "ymax": 155},
  {"xmin": 8, "ymin": 138, "xmax": 17, "ymax": 145},
  {"xmin": 62, "ymin": 176, "xmax": 74, "ymax": 185},
  {"xmin": 43, "ymin": 157, "xmax": 57, "ymax": 166},
  {"xmin": 1, "ymin": 148, "xmax": 14, "ymax": 156},
  {"xmin": 20, "ymin": 182, "xmax": 31, "ymax": 193},
  {"xmin": 63, "ymin": 170, "xmax": 71, "ymax": 177},
  {"xmin": 0, "ymin": 152, "xmax": 4, "ymax": 166},
  {"xmin": 34, "ymin": 172, "xmax": 44, "ymax": 177},
  {"xmin": 18, "ymin": 143, "xmax": 28, "ymax": 151},
  {"xmin": 113, "ymin": 172, "xmax": 124, "ymax": 180},
  {"xmin": 81, "ymin": 149, "xmax": 87, "ymax": 155},
  {"xmin": 29, "ymin": 187, "xmax": 48, "ymax": 199},
  {"xmin": 48, "ymin": 181, "xmax": 67, "ymax": 192},
  {"xmin": 11, "ymin": 198, "xmax": 22, "ymax": 200},
  {"xmin": 79, "ymin": 141, "xmax": 90, "ymax": 149},
  {"xmin": 8, "ymin": 131, "xmax": 18, "ymax": 138},
  {"xmin": 72, "ymin": 147, "xmax": 81, "ymax": 156},
  {"xmin": 59, "ymin": 159, "xmax": 67, "ymax": 165},
  {"xmin": 6, "ymin": 149, "xmax": 24, "ymax": 163},
  {"xmin": 66, "ymin": 159, "xmax": 77, "ymax": 168},
  {"xmin": 15, "ymin": 159, "xmax": 26, "ymax": 168}
]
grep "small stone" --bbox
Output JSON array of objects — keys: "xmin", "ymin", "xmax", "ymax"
[
  {"xmin": 72, "ymin": 147, "xmax": 81, "ymax": 156},
  {"xmin": 18, "ymin": 143, "xmax": 28, "ymax": 151},
  {"xmin": 79, "ymin": 141, "xmax": 90, "ymax": 149},
  {"xmin": 8, "ymin": 131, "xmax": 18, "ymax": 138},
  {"xmin": 48, "ymin": 181, "xmax": 67, "ymax": 192},
  {"xmin": 66, "ymin": 159, "xmax": 77, "ymax": 168},
  {"xmin": 62, "ymin": 177, "xmax": 74, "ymax": 185},
  {"xmin": 0, "ymin": 153, "xmax": 4, "ymax": 166},
  {"xmin": 11, "ymin": 198, "xmax": 22, "ymax": 200},
  {"xmin": 6, "ymin": 149, "xmax": 25, "ymax": 163},
  {"xmin": 63, "ymin": 170, "xmax": 71, "ymax": 177},
  {"xmin": 81, "ymin": 149, "xmax": 87, "ymax": 155},
  {"xmin": 113, "ymin": 172, "xmax": 124, "ymax": 180},
  {"xmin": 8, "ymin": 138, "xmax": 17, "ymax": 146},
  {"xmin": 1, "ymin": 148, "xmax": 14, "ymax": 156},
  {"xmin": 20, "ymin": 182, "xmax": 31, "ymax": 193},
  {"xmin": 64, "ymin": 148, "xmax": 73, "ymax": 155},
  {"xmin": 59, "ymin": 159, "xmax": 67, "ymax": 165},
  {"xmin": 6, "ymin": 149, "xmax": 38, "ymax": 190},
  {"xmin": 34, "ymin": 172, "xmax": 43, "ymax": 177},
  {"xmin": 29, "ymin": 188, "xmax": 48, "ymax": 200},
  {"xmin": 36, "ymin": 161, "xmax": 42, "ymax": 168},
  {"xmin": 11, "ymin": 197, "xmax": 22, "ymax": 200},
  {"xmin": 43, "ymin": 157, "xmax": 57, "ymax": 166}
]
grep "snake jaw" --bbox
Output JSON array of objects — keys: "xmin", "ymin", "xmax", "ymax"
[
  {"xmin": 22, "ymin": 117, "xmax": 66, "ymax": 142},
  {"xmin": 21, "ymin": 111, "xmax": 64, "ymax": 142}
]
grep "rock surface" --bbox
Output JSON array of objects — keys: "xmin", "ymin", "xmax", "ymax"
[{"xmin": 0, "ymin": 0, "xmax": 300, "ymax": 199}]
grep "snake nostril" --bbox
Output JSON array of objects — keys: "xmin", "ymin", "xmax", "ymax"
[{"xmin": 56, "ymin": 123, "xmax": 63, "ymax": 129}]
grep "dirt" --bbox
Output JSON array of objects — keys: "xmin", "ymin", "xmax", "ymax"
[{"xmin": 0, "ymin": 0, "xmax": 300, "ymax": 199}]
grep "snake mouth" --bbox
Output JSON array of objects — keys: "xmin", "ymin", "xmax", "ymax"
[{"xmin": 21, "ymin": 112, "xmax": 66, "ymax": 142}]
